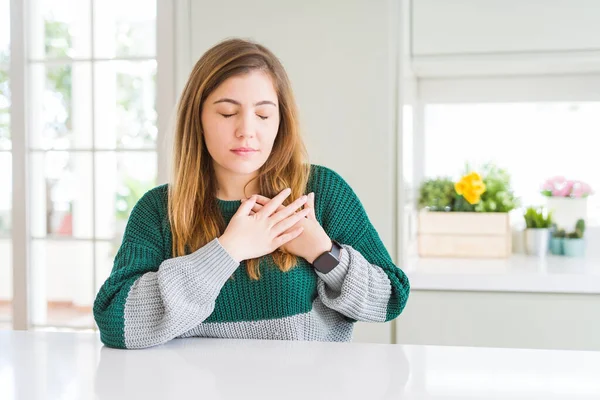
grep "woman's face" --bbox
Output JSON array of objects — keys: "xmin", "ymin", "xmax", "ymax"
[{"xmin": 201, "ymin": 70, "xmax": 280, "ymax": 177}]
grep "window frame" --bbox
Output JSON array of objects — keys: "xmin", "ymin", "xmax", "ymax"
[{"xmin": 9, "ymin": 0, "xmax": 175, "ymax": 330}]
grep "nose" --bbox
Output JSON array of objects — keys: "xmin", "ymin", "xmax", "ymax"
[{"xmin": 235, "ymin": 112, "xmax": 256, "ymax": 139}]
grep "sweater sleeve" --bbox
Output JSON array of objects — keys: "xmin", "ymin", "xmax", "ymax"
[
  {"xmin": 312, "ymin": 166, "xmax": 410, "ymax": 322},
  {"xmin": 93, "ymin": 191, "xmax": 239, "ymax": 349}
]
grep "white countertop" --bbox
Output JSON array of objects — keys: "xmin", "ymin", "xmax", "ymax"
[
  {"xmin": 405, "ymin": 254, "xmax": 600, "ymax": 294},
  {"xmin": 1, "ymin": 331, "xmax": 600, "ymax": 399}
]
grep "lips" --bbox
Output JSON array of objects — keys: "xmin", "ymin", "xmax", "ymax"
[{"xmin": 231, "ymin": 148, "xmax": 258, "ymax": 156}]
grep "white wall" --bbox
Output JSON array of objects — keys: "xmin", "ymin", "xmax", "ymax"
[
  {"xmin": 176, "ymin": 0, "xmax": 404, "ymax": 343},
  {"xmin": 396, "ymin": 290, "xmax": 600, "ymax": 351},
  {"xmin": 411, "ymin": 0, "xmax": 600, "ymax": 77},
  {"xmin": 412, "ymin": 0, "xmax": 600, "ymax": 56}
]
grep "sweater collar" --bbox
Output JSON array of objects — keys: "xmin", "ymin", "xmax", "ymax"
[{"xmin": 216, "ymin": 198, "xmax": 241, "ymax": 215}]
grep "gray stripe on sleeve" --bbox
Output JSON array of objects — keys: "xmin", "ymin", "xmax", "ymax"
[
  {"xmin": 123, "ymin": 238, "xmax": 239, "ymax": 349},
  {"xmin": 316, "ymin": 244, "xmax": 391, "ymax": 323}
]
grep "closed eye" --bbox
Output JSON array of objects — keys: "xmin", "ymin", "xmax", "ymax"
[
  {"xmin": 220, "ymin": 113, "xmax": 235, "ymax": 118},
  {"xmin": 257, "ymin": 115, "xmax": 268, "ymax": 120}
]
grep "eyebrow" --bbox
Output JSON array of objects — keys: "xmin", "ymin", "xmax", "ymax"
[{"xmin": 213, "ymin": 98, "xmax": 277, "ymax": 107}]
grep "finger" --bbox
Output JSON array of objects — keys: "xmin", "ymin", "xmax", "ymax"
[
  {"xmin": 270, "ymin": 195, "xmax": 308, "ymax": 225},
  {"xmin": 235, "ymin": 195, "xmax": 257, "ymax": 216},
  {"xmin": 251, "ymin": 202, "xmax": 286, "ymax": 214},
  {"xmin": 253, "ymin": 195, "xmax": 289, "ymax": 214},
  {"xmin": 257, "ymin": 188, "xmax": 292, "ymax": 217},
  {"xmin": 272, "ymin": 208, "xmax": 310, "ymax": 235},
  {"xmin": 252, "ymin": 194, "xmax": 272, "ymax": 205},
  {"xmin": 303, "ymin": 194, "xmax": 315, "ymax": 220},
  {"xmin": 308, "ymin": 192, "xmax": 317, "ymax": 220},
  {"xmin": 275, "ymin": 226, "xmax": 304, "ymax": 247}
]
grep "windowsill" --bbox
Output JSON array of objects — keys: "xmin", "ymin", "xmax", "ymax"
[{"xmin": 404, "ymin": 254, "xmax": 600, "ymax": 295}]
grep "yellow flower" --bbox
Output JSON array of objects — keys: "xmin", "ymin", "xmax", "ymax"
[{"xmin": 455, "ymin": 172, "xmax": 486, "ymax": 205}]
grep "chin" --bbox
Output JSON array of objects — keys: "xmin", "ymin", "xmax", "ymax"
[
  {"xmin": 221, "ymin": 159, "xmax": 266, "ymax": 175},
  {"xmin": 228, "ymin": 164, "xmax": 261, "ymax": 175}
]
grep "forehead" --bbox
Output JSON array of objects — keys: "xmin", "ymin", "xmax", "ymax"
[{"xmin": 210, "ymin": 70, "xmax": 278, "ymax": 103}]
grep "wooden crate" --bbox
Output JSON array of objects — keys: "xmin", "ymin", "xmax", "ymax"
[{"xmin": 417, "ymin": 211, "xmax": 512, "ymax": 258}]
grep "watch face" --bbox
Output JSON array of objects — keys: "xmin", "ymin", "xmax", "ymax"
[{"xmin": 315, "ymin": 252, "xmax": 339, "ymax": 274}]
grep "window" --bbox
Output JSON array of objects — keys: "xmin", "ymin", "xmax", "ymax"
[
  {"xmin": 24, "ymin": 0, "xmax": 157, "ymax": 328},
  {"xmin": 423, "ymin": 102, "xmax": 600, "ymax": 226},
  {"xmin": 0, "ymin": 0, "xmax": 11, "ymax": 328}
]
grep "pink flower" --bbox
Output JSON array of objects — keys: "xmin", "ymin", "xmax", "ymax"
[
  {"xmin": 541, "ymin": 176, "xmax": 593, "ymax": 198},
  {"xmin": 553, "ymin": 187, "xmax": 570, "ymax": 197},
  {"xmin": 572, "ymin": 181, "xmax": 594, "ymax": 198}
]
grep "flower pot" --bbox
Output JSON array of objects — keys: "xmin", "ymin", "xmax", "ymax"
[
  {"xmin": 418, "ymin": 211, "xmax": 511, "ymax": 258},
  {"xmin": 525, "ymin": 228, "xmax": 550, "ymax": 257},
  {"xmin": 549, "ymin": 237, "xmax": 564, "ymax": 255},
  {"xmin": 563, "ymin": 238, "xmax": 586, "ymax": 257},
  {"xmin": 546, "ymin": 197, "xmax": 587, "ymax": 231}
]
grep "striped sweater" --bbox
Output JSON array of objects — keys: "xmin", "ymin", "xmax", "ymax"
[{"xmin": 93, "ymin": 165, "xmax": 410, "ymax": 349}]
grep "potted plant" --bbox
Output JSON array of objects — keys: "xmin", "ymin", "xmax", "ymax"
[
  {"xmin": 563, "ymin": 219, "xmax": 586, "ymax": 257},
  {"xmin": 417, "ymin": 163, "xmax": 518, "ymax": 258},
  {"xmin": 418, "ymin": 177, "xmax": 455, "ymax": 212},
  {"xmin": 541, "ymin": 176, "xmax": 593, "ymax": 231},
  {"xmin": 523, "ymin": 206, "xmax": 553, "ymax": 257},
  {"xmin": 550, "ymin": 227, "xmax": 566, "ymax": 255},
  {"xmin": 474, "ymin": 163, "xmax": 519, "ymax": 213}
]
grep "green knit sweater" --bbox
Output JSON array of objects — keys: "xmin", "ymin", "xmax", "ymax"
[{"xmin": 93, "ymin": 164, "xmax": 409, "ymax": 349}]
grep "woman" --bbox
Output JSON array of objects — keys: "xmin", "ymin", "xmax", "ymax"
[{"xmin": 93, "ymin": 38, "xmax": 410, "ymax": 349}]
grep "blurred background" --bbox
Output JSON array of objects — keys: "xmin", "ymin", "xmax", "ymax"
[{"xmin": 1, "ymin": 0, "xmax": 599, "ymax": 350}]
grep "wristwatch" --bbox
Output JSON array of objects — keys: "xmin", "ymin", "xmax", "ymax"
[{"xmin": 312, "ymin": 240, "xmax": 342, "ymax": 274}]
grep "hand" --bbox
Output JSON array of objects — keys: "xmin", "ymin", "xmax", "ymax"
[
  {"xmin": 245, "ymin": 192, "xmax": 333, "ymax": 264},
  {"xmin": 218, "ymin": 188, "xmax": 311, "ymax": 263}
]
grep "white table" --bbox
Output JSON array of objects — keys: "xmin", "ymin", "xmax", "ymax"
[{"xmin": 1, "ymin": 330, "xmax": 600, "ymax": 399}]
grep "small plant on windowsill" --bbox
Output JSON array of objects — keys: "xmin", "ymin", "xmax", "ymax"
[
  {"xmin": 541, "ymin": 177, "xmax": 593, "ymax": 232},
  {"xmin": 416, "ymin": 163, "xmax": 517, "ymax": 258},
  {"xmin": 523, "ymin": 206, "xmax": 553, "ymax": 257},
  {"xmin": 550, "ymin": 227, "xmax": 566, "ymax": 255},
  {"xmin": 541, "ymin": 177, "xmax": 593, "ymax": 198},
  {"xmin": 563, "ymin": 219, "xmax": 586, "ymax": 257},
  {"xmin": 417, "ymin": 177, "xmax": 456, "ymax": 212}
]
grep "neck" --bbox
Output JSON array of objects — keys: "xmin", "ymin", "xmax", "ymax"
[{"xmin": 214, "ymin": 164, "xmax": 260, "ymax": 201}]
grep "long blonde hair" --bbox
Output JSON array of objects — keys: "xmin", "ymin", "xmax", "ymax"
[{"xmin": 169, "ymin": 38, "xmax": 310, "ymax": 280}]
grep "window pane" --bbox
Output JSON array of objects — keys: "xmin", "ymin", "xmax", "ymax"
[
  {"xmin": 95, "ymin": 152, "xmax": 157, "ymax": 240},
  {"xmin": 96, "ymin": 241, "xmax": 115, "ymax": 296},
  {"xmin": 29, "ymin": 63, "xmax": 93, "ymax": 150},
  {"xmin": 424, "ymin": 103, "xmax": 600, "ymax": 225},
  {"xmin": 30, "ymin": 152, "xmax": 94, "ymax": 239},
  {"xmin": 30, "ymin": 0, "xmax": 91, "ymax": 60},
  {"xmin": 30, "ymin": 239, "xmax": 94, "ymax": 328},
  {"xmin": 94, "ymin": 61, "xmax": 157, "ymax": 149},
  {"xmin": 0, "ymin": 66, "xmax": 9, "ymax": 150},
  {"xmin": 0, "ymin": 153, "xmax": 10, "ymax": 235},
  {"xmin": 0, "ymin": 237, "xmax": 11, "ymax": 328},
  {"xmin": 0, "ymin": 153, "xmax": 11, "ymax": 328},
  {"xmin": 0, "ymin": 0, "xmax": 9, "ymax": 63},
  {"xmin": 93, "ymin": 0, "xmax": 156, "ymax": 58}
]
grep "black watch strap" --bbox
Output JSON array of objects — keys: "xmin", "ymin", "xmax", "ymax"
[{"xmin": 313, "ymin": 241, "xmax": 342, "ymax": 274}]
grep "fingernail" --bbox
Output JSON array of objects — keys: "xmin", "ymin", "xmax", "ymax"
[{"xmin": 310, "ymin": 192, "xmax": 315, "ymax": 199}]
